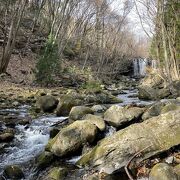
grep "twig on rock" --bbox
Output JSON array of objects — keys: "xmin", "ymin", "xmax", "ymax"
[{"xmin": 125, "ymin": 145, "xmax": 151, "ymax": 180}]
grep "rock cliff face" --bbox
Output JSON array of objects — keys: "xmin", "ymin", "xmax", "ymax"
[
  {"xmin": 138, "ymin": 71, "xmax": 180, "ymax": 100},
  {"xmin": 77, "ymin": 109, "xmax": 180, "ymax": 174}
]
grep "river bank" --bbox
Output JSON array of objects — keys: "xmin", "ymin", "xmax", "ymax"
[{"xmin": 0, "ymin": 73, "xmax": 180, "ymax": 180}]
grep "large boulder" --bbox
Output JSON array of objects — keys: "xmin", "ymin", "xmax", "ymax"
[
  {"xmin": 139, "ymin": 72, "xmax": 164, "ymax": 88},
  {"xmin": 138, "ymin": 72, "xmax": 180, "ymax": 100},
  {"xmin": 69, "ymin": 106, "xmax": 94, "ymax": 120},
  {"xmin": 104, "ymin": 105, "xmax": 145, "ymax": 128},
  {"xmin": 83, "ymin": 114, "xmax": 106, "ymax": 131},
  {"xmin": 56, "ymin": 95, "xmax": 83, "ymax": 116},
  {"xmin": 138, "ymin": 86, "xmax": 158, "ymax": 100},
  {"xmin": 142, "ymin": 100, "xmax": 180, "ymax": 120},
  {"xmin": 37, "ymin": 95, "xmax": 59, "ymax": 113},
  {"xmin": 149, "ymin": 163, "xmax": 178, "ymax": 180},
  {"xmin": 77, "ymin": 110, "xmax": 180, "ymax": 174},
  {"xmin": 46, "ymin": 120, "xmax": 98, "ymax": 157}
]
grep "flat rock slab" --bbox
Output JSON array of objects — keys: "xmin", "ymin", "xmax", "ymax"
[{"xmin": 77, "ymin": 110, "xmax": 180, "ymax": 174}]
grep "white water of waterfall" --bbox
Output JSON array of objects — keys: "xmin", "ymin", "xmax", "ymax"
[
  {"xmin": 133, "ymin": 58, "xmax": 157, "ymax": 77},
  {"xmin": 133, "ymin": 58, "xmax": 147, "ymax": 76}
]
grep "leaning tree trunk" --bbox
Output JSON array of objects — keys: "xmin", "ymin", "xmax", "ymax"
[{"xmin": 0, "ymin": 0, "xmax": 27, "ymax": 74}]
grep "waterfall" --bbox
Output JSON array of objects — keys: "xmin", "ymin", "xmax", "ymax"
[{"xmin": 133, "ymin": 58, "xmax": 157, "ymax": 77}]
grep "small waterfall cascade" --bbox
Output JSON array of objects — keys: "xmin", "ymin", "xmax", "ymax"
[{"xmin": 133, "ymin": 58, "xmax": 157, "ymax": 77}]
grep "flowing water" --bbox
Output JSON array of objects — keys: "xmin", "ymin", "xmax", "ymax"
[
  {"xmin": 118, "ymin": 89, "xmax": 154, "ymax": 106},
  {"xmin": 0, "ymin": 106, "xmax": 67, "ymax": 178},
  {"xmin": 0, "ymin": 90, "xmax": 154, "ymax": 179},
  {"xmin": 133, "ymin": 58, "xmax": 157, "ymax": 77}
]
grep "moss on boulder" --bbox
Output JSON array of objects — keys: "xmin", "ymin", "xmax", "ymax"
[{"xmin": 77, "ymin": 110, "xmax": 180, "ymax": 174}]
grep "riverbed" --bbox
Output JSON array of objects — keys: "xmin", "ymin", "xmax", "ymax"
[{"xmin": 0, "ymin": 89, "xmax": 154, "ymax": 179}]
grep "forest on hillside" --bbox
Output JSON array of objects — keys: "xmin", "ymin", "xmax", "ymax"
[{"xmin": 0, "ymin": 0, "xmax": 179, "ymax": 180}]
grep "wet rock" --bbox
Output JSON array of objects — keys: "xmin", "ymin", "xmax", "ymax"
[
  {"xmin": 69, "ymin": 106, "xmax": 94, "ymax": 121},
  {"xmin": 149, "ymin": 163, "xmax": 178, "ymax": 180},
  {"xmin": 84, "ymin": 114, "xmax": 106, "ymax": 131},
  {"xmin": 18, "ymin": 118, "xmax": 30, "ymax": 125},
  {"xmin": 104, "ymin": 105, "xmax": 145, "ymax": 128},
  {"xmin": 46, "ymin": 120, "xmax": 98, "ymax": 157},
  {"xmin": 142, "ymin": 100, "xmax": 180, "ymax": 120},
  {"xmin": 56, "ymin": 95, "xmax": 82, "ymax": 116},
  {"xmin": 91, "ymin": 105, "xmax": 107, "ymax": 113},
  {"xmin": 36, "ymin": 151, "xmax": 54, "ymax": 169},
  {"xmin": 110, "ymin": 89, "xmax": 124, "ymax": 96},
  {"xmin": 95, "ymin": 92, "xmax": 123, "ymax": 104},
  {"xmin": 3, "ymin": 165, "xmax": 24, "ymax": 179},
  {"xmin": 0, "ymin": 132, "xmax": 14, "ymax": 142},
  {"xmin": 46, "ymin": 167, "xmax": 68, "ymax": 180},
  {"xmin": 77, "ymin": 110, "xmax": 180, "ymax": 174},
  {"xmin": 37, "ymin": 95, "xmax": 59, "ymax": 113}
]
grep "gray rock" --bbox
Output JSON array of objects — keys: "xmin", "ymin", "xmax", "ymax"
[
  {"xmin": 69, "ymin": 106, "xmax": 94, "ymax": 120},
  {"xmin": 165, "ymin": 156, "xmax": 174, "ymax": 164},
  {"xmin": 91, "ymin": 105, "xmax": 107, "ymax": 113},
  {"xmin": 104, "ymin": 105, "xmax": 145, "ymax": 127},
  {"xmin": 45, "ymin": 167, "xmax": 68, "ymax": 180},
  {"xmin": 56, "ymin": 95, "xmax": 82, "ymax": 116},
  {"xmin": 46, "ymin": 120, "xmax": 98, "ymax": 157},
  {"xmin": 77, "ymin": 110, "xmax": 180, "ymax": 174},
  {"xmin": 142, "ymin": 100, "xmax": 180, "ymax": 120},
  {"xmin": 83, "ymin": 114, "xmax": 106, "ymax": 131}
]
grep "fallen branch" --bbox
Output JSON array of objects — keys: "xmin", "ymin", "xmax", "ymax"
[{"xmin": 125, "ymin": 145, "xmax": 151, "ymax": 180}]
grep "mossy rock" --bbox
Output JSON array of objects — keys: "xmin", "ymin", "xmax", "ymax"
[
  {"xmin": 69, "ymin": 106, "xmax": 94, "ymax": 120},
  {"xmin": 104, "ymin": 105, "xmax": 145, "ymax": 128},
  {"xmin": 47, "ymin": 120, "xmax": 98, "ymax": 157},
  {"xmin": 36, "ymin": 95, "xmax": 59, "ymax": 113},
  {"xmin": 83, "ymin": 114, "xmax": 106, "ymax": 131},
  {"xmin": 56, "ymin": 95, "xmax": 83, "ymax": 116},
  {"xmin": 77, "ymin": 110, "xmax": 180, "ymax": 174},
  {"xmin": 149, "ymin": 163, "xmax": 178, "ymax": 180},
  {"xmin": 3, "ymin": 165, "xmax": 24, "ymax": 179},
  {"xmin": 36, "ymin": 151, "xmax": 54, "ymax": 169},
  {"xmin": 47, "ymin": 167, "xmax": 68, "ymax": 180},
  {"xmin": 161, "ymin": 103, "xmax": 180, "ymax": 114}
]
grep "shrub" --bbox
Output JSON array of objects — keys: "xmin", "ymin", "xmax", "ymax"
[{"xmin": 35, "ymin": 35, "xmax": 60, "ymax": 85}]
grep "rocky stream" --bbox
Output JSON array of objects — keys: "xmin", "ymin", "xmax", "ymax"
[{"xmin": 0, "ymin": 72, "xmax": 180, "ymax": 180}]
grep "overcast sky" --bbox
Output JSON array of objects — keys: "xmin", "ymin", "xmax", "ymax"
[{"xmin": 110, "ymin": 0, "xmax": 153, "ymax": 39}]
